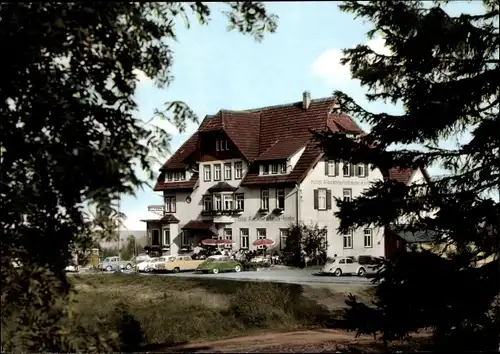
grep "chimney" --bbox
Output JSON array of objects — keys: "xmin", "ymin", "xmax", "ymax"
[{"xmin": 302, "ymin": 91, "xmax": 311, "ymax": 110}]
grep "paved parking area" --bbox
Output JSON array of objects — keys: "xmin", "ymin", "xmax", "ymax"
[{"xmin": 141, "ymin": 267, "xmax": 373, "ymax": 286}]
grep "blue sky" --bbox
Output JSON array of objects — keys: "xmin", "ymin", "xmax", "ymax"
[{"xmin": 122, "ymin": 1, "xmax": 483, "ymax": 230}]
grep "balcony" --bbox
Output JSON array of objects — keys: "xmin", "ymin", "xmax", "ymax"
[{"xmin": 200, "ymin": 209, "xmax": 243, "ymax": 223}]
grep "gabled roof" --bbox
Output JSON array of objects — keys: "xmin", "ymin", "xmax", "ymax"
[
  {"xmin": 207, "ymin": 181, "xmax": 237, "ymax": 192},
  {"xmin": 157, "ymin": 95, "xmax": 424, "ymax": 189}
]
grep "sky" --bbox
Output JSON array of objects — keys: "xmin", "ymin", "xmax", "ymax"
[{"xmin": 122, "ymin": 1, "xmax": 485, "ymax": 230}]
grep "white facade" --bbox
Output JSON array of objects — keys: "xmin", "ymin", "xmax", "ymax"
[{"xmin": 145, "ymin": 151, "xmax": 427, "ymax": 260}]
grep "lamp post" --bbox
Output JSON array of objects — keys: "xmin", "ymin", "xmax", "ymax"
[{"xmin": 117, "ymin": 198, "xmax": 121, "ymax": 273}]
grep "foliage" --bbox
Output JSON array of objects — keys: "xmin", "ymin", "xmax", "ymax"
[
  {"xmin": 0, "ymin": 2, "xmax": 277, "ymax": 351},
  {"xmin": 119, "ymin": 235, "xmax": 141, "ymax": 260},
  {"xmin": 1, "ymin": 275, "xmax": 337, "ymax": 351},
  {"xmin": 281, "ymin": 223, "xmax": 328, "ymax": 267},
  {"xmin": 313, "ymin": 0, "xmax": 499, "ymax": 351}
]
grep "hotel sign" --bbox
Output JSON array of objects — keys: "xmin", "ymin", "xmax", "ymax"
[
  {"xmin": 148, "ymin": 205, "xmax": 164, "ymax": 215},
  {"xmin": 235, "ymin": 215, "xmax": 296, "ymax": 222},
  {"xmin": 311, "ymin": 179, "xmax": 370, "ymax": 186}
]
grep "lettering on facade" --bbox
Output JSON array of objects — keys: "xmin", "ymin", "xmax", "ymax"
[
  {"xmin": 235, "ymin": 215, "xmax": 296, "ymax": 222},
  {"xmin": 311, "ymin": 179, "xmax": 370, "ymax": 186},
  {"xmin": 148, "ymin": 205, "xmax": 164, "ymax": 216}
]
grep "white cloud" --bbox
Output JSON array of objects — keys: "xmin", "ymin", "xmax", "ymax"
[
  {"xmin": 122, "ymin": 209, "xmax": 162, "ymax": 230},
  {"xmin": 311, "ymin": 37, "xmax": 390, "ymax": 86},
  {"xmin": 133, "ymin": 69, "xmax": 152, "ymax": 87}
]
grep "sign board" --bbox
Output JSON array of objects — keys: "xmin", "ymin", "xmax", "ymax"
[
  {"xmin": 148, "ymin": 205, "xmax": 164, "ymax": 216},
  {"xmin": 311, "ymin": 179, "xmax": 370, "ymax": 186},
  {"xmin": 235, "ymin": 215, "xmax": 296, "ymax": 222}
]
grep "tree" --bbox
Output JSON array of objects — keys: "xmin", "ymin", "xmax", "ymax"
[
  {"xmin": 119, "ymin": 235, "xmax": 137, "ymax": 261},
  {"xmin": 314, "ymin": 1, "xmax": 499, "ymax": 351},
  {"xmin": 281, "ymin": 223, "xmax": 327, "ymax": 267},
  {"xmin": 0, "ymin": 3, "xmax": 277, "ymax": 352}
]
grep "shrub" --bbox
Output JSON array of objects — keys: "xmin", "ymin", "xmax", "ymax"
[{"xmin": 228, "ymin": 282, "xmax": 330, "ymax": 328}]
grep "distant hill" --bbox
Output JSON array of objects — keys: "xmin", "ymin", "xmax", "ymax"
[{"xmin": 99, "ymin": 230, "xmax": 147, "ymax": 249}]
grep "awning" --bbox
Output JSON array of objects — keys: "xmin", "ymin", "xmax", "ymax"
[
  {"xmin": 207, "ymin": 181, "xmax": 237, "ymax": 193},
  {"xmin": 140, "ymin": 214, "xmax": 180, "ymax": 224},
  {"xmin": 182, "ymin": 220, "xmax": 218, "ymax": 235}
]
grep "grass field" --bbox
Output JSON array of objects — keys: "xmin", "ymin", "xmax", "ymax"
[{"xmin": 65, "ymin": 274, "xmax": 373, "ymax": 351}]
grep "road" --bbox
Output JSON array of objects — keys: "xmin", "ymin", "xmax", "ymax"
[{"xmin": 139, "ymin": 266, "xmax": 373, "ymax": 286}]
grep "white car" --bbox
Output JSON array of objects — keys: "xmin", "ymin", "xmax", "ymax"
[
  {"xmin": 137, "ymin": 257, "xmax": 161, "ymax": 272},
  {"xmin": 321, "ymin": 257, "xmax": 367, "ymax": 276}
]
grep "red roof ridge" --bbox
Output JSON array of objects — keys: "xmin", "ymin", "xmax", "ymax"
[{"xmin": 236, "ymin": 96, "xmax": 336, "ymax": 113}]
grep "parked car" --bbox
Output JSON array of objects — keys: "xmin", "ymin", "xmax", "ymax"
[
  {"xmin": 155, "ymin": 255, "xmax": 205, "ymax": 273},
  {"xmin": 137, "ymin": 257, "xmax": 162, "ymax": 273},
  {"xmin": 100, "ymin": 256, "xmax": 133, "ymax": 271},
  {"xmin": 196, "ymin": 255, "xmax": 242, "ymax": 274},
  {"xmin": 321, "ymin": 257, "xmax": 367, "ymax": 276},
  {"xmin": 132, "ymin": 254, "xmax": 151, "ymax": 264}
]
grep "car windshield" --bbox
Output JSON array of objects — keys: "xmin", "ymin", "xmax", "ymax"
[
  {"xmin": 206, "ymin": 257, "xmax": 220, "ymax": 262},
  {"xmin": 149, "ymin": 258, "xmax": 159, "ymax": 262}
]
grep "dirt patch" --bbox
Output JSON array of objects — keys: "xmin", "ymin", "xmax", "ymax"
[{"xmin": 165, "ymin": 328, "xmax": 430, "ymax": 353}]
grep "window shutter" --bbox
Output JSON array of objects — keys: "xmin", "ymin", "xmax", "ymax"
[
  {"xmin": 324, "ymin": 160, "xmax": 329, "ymax": 176},
  {"xmin": 350, "ymin": 163, "xmax": 355, "ymax": 177},
  {"xmin": 326, "ymin": 190, "xmax": 332, "ymax": 209},
  {"xmin": 365, "ymin": 164, "xmax": 369, "ymax": 177},
  {"xmin": 334, "ymin": 161, "xmax": 339, "ymax": 176},
  {"xmin": 313, "ymin": 189, "xmax": 319, "ymax": 210}
]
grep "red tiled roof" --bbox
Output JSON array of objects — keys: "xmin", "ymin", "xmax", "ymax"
[
  {"xmin": 159, "ymin": 95, "xmax": 421, "ymax": 188},
  {"xmin": 388, "ymin": 167, "xmax": 415, "ymax": 183},
  {"xmin": 207, "ymin": 181, "xmax": 237, "ymax": 192},
  {"xmin": 182, "ymin": 220, "xmax": 218, "ymax": 235},
  {"xmin": 140, "ymin": 214, "xmax": 180, "ymax": 224},
  {"xmin": 154, "ymin": 173, "xmax": 198, "ymax": 191},
  {"xmin": 161, "ymin": 132, "xmax": 199, "ymax": 170}
]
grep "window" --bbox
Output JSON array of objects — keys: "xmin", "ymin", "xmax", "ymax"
[
  {"xmin": 240, "ymin": 229, "xmax": 249, "ymax": 249},
  {"xmin": 163, "ymin": 228, "xmax": 170, "ymax": 245},
  {"xmin": 235, "ymin": 193, "xmax": 244, "ymax": 210},
  {"xmin": 357, "ymin": 164, "xmax": 366, "ymax": 177},
  {"xmin": 343, "ymin": 189, "xmax": 352, "ymax": 202},
  {"xmin": 179, "ymin": 171, "xmax": 186, "ymax": 180},
  {"xmin": 364, "ymin": 229, "xmax": 373, "ymax": 248},
  {"xmin": 151, "ymin": 229, "xmax": 160, "ymax": 246},
  {"xmin": 203, "ymin": 195, "xmax": 212, "ymax": 211},
  {"xmin": 214, "ymin": 194, "xmax": 222, "ymax": 210},
  {"xmin": 173, "ymin": 172, "xmax": 179, "ymax": 181},
  {"xmin": 224, "ymin": 162, "xmax": 232, "ymax": 180},
  {"xmin": 327, "ymin": 160, "xmax": 335, "ymax": 176},
  {"xmin": 216, "ymin": 139, "xmax": 228, "ymax": 151},
  {"xmin": 261, "ymin": 189, "xmax": 269, "ymax": 210},
  {"xmin": 271, "ymin": 164, "xmax": 278, "ymax": 174},
  {"xmin": 343, "ymin": 229, "xmax": 353, "ymax": 249},
  {"xmin": 280, "ymin": 229, "xmax": 289, "ymax": 250},
  {"xmin": 262, "ymin": 164, "xmax": 269, "ymax": 175},
  {"xmin": 181, "ymin": 230, "xmax": 189, "ymax": 246},
  {"xmin": 224, "ymin": 228, "xmax": 233, "ymax": 248},
  {"xmin": 276, "ymin": 188, "xmax": 285, "ymax": 210},
  {"xmin": 204, "ymin": 165, "xmax": 211, "ymax": 182},
  {"xmin": 235, "ymin": 162, "xmax": 243, "ymax": 179},
  {"xmin": 343, "ymin": 163, "xmax": 350, "ymax": 177},
  {"xmin": 318, "ymin": 189, "xmax": 327, "ymax": 210},
  {"xmin": 166, "ymin": 172, "xmax": 172, "ymax": 182},
  {"xmin": 223, "ymin": 194, "xmax": 234, "ymax": 210},
  {"xmin": 257, "ymin": 228, "xmax": 266, "ymax": 239},
  {"xmin": 214, "ymin": 164, "xmax": 221, "ymax": 181},
  {"xmin": 346, "ymin": 258, "xmax": 354, "ymax": 264},
  {"xmin": 164, "ymin": 196, "xmax": 176, "ymax": 213},
  {"xmin": 280, "ymin": 162, "xmax": 287, "ymax": 174}
]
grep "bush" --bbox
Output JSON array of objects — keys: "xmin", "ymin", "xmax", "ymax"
[
  {"xmin": 229, "ymin": 282, "xmax": 330, "ymax": 328},
  {"xmin": 240, "ymin": 260, "xmax": 271, "ymax": 271}
]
